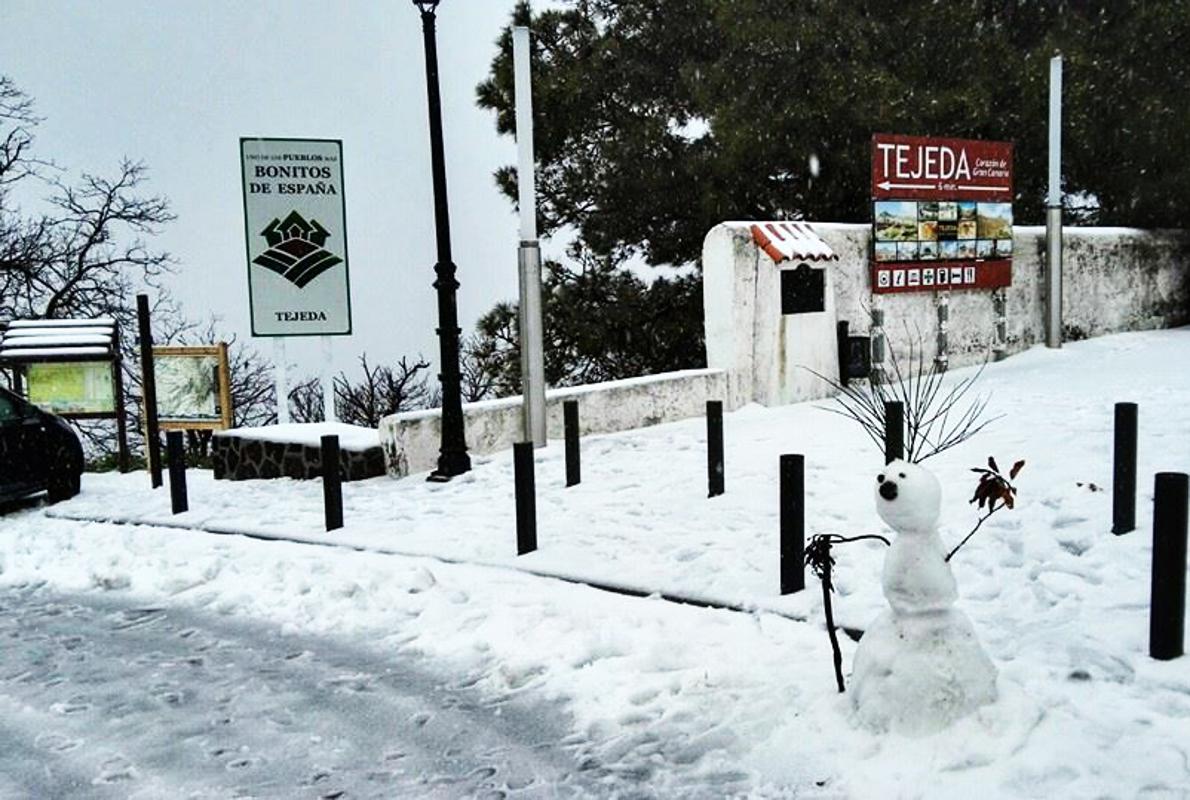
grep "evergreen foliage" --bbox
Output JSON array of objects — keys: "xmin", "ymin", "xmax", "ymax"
[
  {"xmin": 469, "ymin": 250, "xmax": 704, "ymax": 394},
  {"xmin": 480, "ymin": 1, "xmax": 1189, "ymax": 265},
  {"xmin": 470, "ymin": 2, "xmax": 1188, "ymax": 391}
]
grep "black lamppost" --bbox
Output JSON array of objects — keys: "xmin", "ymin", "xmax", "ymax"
[{"xmin": 413, "ymin": 0, "xmax": 470, "ymax": 480}]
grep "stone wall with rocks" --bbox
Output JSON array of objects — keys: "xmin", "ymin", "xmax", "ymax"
[{"xmin": 212, "ymin": 434, "xmax": 385, "ymax": 482}]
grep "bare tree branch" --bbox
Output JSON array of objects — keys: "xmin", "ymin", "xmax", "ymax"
[
  {"xmin": 289, "ymin": 354, "xmax": 435, "ymax": 427},
  {"xmin": 810, "ymin": 330, "xmax": 999, "ymax": 464}
]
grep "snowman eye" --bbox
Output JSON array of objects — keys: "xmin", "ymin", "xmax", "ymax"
[
  {"xmin": 898, "ymin": 472, "xmax": 906, "ymax": 479},
  {"xmin": 877, "ymin": 474, "xmax": 885, "ymax": 483}
]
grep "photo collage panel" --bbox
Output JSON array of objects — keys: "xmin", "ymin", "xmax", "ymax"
[{"xmin": 873, "ymin": 200, "xmax": 1012, "ymax": 263}]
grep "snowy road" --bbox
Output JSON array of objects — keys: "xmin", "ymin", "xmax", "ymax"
[{"xmin": 0, "ymin": 582, "xmax": 604, "ymax": 799}]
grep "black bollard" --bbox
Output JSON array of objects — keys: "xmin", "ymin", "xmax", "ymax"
[
  {"xmin": 884, "ymin": 401, "xmax": 904, "ymax": 464},
  {"xmin": 166, "ymin": 430, "xmax": 188, "ymax": 514},
  {"xmin": 836, "ymin": 320, "xmax": 851, "ymax": 388},
  {"xmin": 780, "ymin": 454, "xmax": 806, "ymax": 595},
  {"xmin": 514, "ymin": 442, "xmax": 537, "ymax": 555},
  {"xmin": 1112, "ymin": 402, "xmax": 1138, "ymax": 535},
  {"xmin": 707, "ymin": 400, "xmax": 724, "ymax": 498},
  {"xmin": 564, "ymin": 400, "xmax": 581, "ymax": 487},
  {"xmin": 1150, "ymin": 472, "xmax": 1188, "ymax": 660},
  {"xmin": 321, "ymin": 434, "xmax": 343, "ymax": 532}
]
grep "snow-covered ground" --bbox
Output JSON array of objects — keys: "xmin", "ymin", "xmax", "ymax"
[{"xmin": 2, "ymin": 328, "xmax": 1189, "ymax": 798}]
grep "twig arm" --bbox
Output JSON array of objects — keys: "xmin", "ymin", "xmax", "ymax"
[
  {"xmin": 945, "ymin": 508, "xmax": 996, "ymax": 562},
  {"xmin": 822, "ymin": 578, "xmax": 846, "ymax": 693}
]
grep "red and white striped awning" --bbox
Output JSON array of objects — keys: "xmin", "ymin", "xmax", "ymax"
[{"xmin": 750, "ymin": 222, "xmax": 837, "ymax": 264}]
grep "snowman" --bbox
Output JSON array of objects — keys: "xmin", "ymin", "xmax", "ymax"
[{"xmin": 849, "ymin": 459, "xmax": 997, "ymax": 735}]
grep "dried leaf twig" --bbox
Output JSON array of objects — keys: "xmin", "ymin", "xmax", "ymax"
[{"xmin": 945, "ymin": 457, "xmax": 1025, "ymax": 562}]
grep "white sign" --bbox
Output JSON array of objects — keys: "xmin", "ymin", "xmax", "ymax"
[{"xmin": 240, "ymin": 138, "xmax": 352, "ymax": 336}]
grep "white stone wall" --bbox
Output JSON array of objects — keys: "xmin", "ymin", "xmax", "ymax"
[
  {"xmin": 379, "ymin": 224, "xmax": 1185, "ymax": 479},
  {"xmin": 841, "ymin": 225, "xmax": 1189, "ymax": 370},
  {"xmin": 379, "ymin": 369, "xmax": 727, "ymax": 478},
  {"xmin": 704, "ymin": 221, "xmax": 1188, "ymax": 399}
]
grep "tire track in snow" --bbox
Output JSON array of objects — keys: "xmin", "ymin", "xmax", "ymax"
[{"xmin": 0, "ymin": 582, "xmax": 619, "ymax": 799}]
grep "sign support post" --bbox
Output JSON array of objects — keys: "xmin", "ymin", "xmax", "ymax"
[
  {"xmin": 514, "ymin": 26, "xmax": 547, "ymax": 447},
  {"xmin": 320, "ymin": 335, "xmax": 336, "ymax": 422},
  {"xmin": 1045, "ymin": 55, "xmax": 1064, "ymax": 349},
  {"xmin": 112, "ymin": 325, "xmax": 130, "ymax": 473},
  {"xmin": 136, "ymin": 294, "xmax": 163, "ymax": 487},
  {"xmin": 273, "ymin": 337, "xmax": 289, "ymax": 424}
]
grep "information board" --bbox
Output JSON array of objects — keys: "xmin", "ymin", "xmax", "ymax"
[
  {"xmin": 27, "ymin": 361, "xmax": 115, "ymax": 415},
  {"xmin": 871, "ymin": 134, "xmax": 1014, "ymax": 294},
  {"xmin": 240, "ymin": 138, "xmax": 352, "ymax": 336},
  {"xmin": 153, "ymin": 344, "xmax": 233, "ymax": 430}
]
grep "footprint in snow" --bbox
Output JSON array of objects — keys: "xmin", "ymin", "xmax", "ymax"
[
  {"xmin": 93, "ymin": 755, "xmax": 137, "ymax": 785},
  {"xmin": 50, "ymin": 697, "xmax": 91, "ymax": 715},
  {"xmin": 34, "ymin": 732, "xmax": 83, "ymax": 752},
  {"xmin": 1058, "ymin": 539, "xmax": 1091, "ymax": 556},
  {"xmin": 109, "ymin": 608, "xmax": 166, "ymax": 631},
  {"xmin": 58, "ymin": 635, "xmax": 85, "ymax": 651},
  {"xmin": 267, "ymin": 710, "xmax": 296, "ymax": 728}
]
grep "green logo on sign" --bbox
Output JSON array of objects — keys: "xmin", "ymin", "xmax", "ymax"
[{"xmin": 253, "ymin": 210, "xmax": 343, "ymax": 288}]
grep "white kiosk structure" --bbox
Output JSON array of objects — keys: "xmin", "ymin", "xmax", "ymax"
[{"xmin": 702, "ymin": 221, "xmax": 845, "ymax": 409}]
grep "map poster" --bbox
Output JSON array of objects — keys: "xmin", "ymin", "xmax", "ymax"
[
  {"xmin": 27, "ymin": 361, "xmax": 115, "ymax": 415},
  {"xmin": 152, "ymin": 345, "xmax": 233, "ymax": 430}
]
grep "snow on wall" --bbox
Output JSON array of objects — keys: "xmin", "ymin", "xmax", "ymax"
[
  {"xmin": 380, "ymin": 225, "xmax": 1184, "ymax": 478},
  {"xmin": 707, "ymin": 222, "xmax": 1189, "ymax": 401},
  {"xmin": 379, "ymin": 369, "xmax": 726, "ymax": 478}
]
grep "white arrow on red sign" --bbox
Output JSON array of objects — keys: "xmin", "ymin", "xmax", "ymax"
[
  {"xmin": 876, "ymin": 180, "xmax": 935, "ymax": 191},
  {"xmin": 878, "ymin": 180, "xmax": 1007, "ymax": 193}
]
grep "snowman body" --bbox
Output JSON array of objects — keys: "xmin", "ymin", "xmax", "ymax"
[{"xmin": 850, "ymin": 460, "xmax": 997, "ymax": 735}]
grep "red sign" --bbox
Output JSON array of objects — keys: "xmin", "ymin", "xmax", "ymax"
[{"xmin": 872, "ymin": 134, "xmax": 1013, "ymax": 202}]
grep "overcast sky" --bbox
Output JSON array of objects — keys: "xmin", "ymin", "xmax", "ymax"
[{"xmin": 4, "ymin": 1, "xmax": 553, "ymax": 377}]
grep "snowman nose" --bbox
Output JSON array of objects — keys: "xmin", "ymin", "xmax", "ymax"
[{"xmin": 879, "ymin": 480, "xmax": 898, "ymax": 501}]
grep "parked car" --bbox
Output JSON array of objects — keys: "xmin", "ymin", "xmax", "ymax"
[{"xmin": 0, "ymin": 386, "xmax": 83, "ymax": 504}]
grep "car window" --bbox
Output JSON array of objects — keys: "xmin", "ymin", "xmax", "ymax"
[{"xmin": 0, "ymin": 392, "xmax": 21, "ymax": 422}]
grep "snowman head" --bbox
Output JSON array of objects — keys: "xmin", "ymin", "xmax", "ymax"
[{"xmin": 875, "ymin": 459, "xmax": 941, "ymax": 533}]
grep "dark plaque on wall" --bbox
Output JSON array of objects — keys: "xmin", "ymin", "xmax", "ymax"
[{"xmin": 780, "ymin": 263, "xmax": 825, "ymax": 315}]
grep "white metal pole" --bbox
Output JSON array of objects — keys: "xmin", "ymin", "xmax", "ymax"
[
  {"xmin": 1045, "ymin": 54, "xmax": 1063, "ymax": 349},
  {"xmin": 1047, "ymin": 56, "xmax": 1063, "ymax": 209},
  {"xmin": 273, "ymin": 337, "xmax": 289, "ymax": 424},
  {"xmin": 513, "ymin": 25, "xmax": 547, "ymax": 447},
  {"xmin": 514, "ymin": 28, "xmax": 538, "ymax": 243},
  {"xmin": 320, "ymin": 335, "xmax": 336, "ymax": 422}
]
